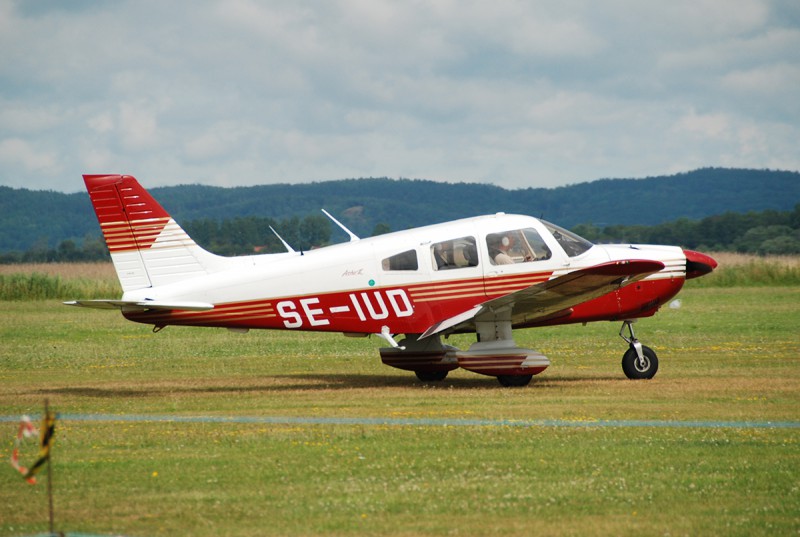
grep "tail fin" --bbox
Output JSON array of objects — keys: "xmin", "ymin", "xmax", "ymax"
[{"xmin": 83, "ymin": 174, "xmax": 221, "ymax": 292}]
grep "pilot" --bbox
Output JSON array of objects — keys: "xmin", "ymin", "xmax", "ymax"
[{"xmin": 487, "ymin": 234, "xmax": 514, "ymax": 265}]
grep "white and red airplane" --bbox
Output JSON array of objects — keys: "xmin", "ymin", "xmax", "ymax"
[{"xmin": 67, "ymin": 174, "xmax": 717, "ymax": 386}]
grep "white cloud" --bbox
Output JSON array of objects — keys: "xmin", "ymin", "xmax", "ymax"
[
  {"xmin": 87, "ymin": 113, "xmax": 114, "ymax": 134},
  {"xmin": 0, "ymin": 0, "xmax": 797, "ymax": 191},
  {"xmin": 0, "ymin": 103, "xmax": 63, "ymax": 133},
  {"xmin": 118, "ymin": 102, "xmax": 161, "ymax": 151},
  {"xmin": 79, "ymin": 145, "xmax": 115, "ymax": 173},
  {"xmin": 721, "ymin": 62, "xmax": 800, "ymax": 99},
  {"xmin": 673, "ymin": 110, "xmax": 731, "ymax": 140},
  {"xmin": 0, "ymin": 138, "xmax": 61, "ymax": 178}
]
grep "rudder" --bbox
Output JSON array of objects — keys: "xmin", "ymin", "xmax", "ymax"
[{"xmin": 83, "ymin": 174, "xmax": 218, "ymax": 292}]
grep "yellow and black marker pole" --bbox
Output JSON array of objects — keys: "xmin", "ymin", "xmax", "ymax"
[
  {"xmin": 9, "ymin": 400, "xmax": 61, "ymax": 535},
  {"xmin": 29, "ymin": 400, "xmax": 58, "ymax": 536}
]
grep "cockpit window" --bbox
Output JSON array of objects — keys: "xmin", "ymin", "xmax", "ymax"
[
  {"xmin": 431, "ymin": 236, "xmax": 479, "ymax": 270},
  {"xmin": 382, "ymin": 249, "xmax": 418, "ymax": 271},
  {"xmin": 541, "ymin": 220, "xmax": 593, "ymax": 257},
  {"xmin": 486, "ymin": 228, "xmax": 552, "ymax": 265}
]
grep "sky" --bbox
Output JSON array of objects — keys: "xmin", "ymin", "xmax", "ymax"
[{"xmin": 1, "ymin": 0, "xmax": 799, "ymax": 192}]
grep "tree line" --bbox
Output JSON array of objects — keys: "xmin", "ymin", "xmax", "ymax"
[
  {"xmin": 572, "ymin": 204, "xmax": 800, "ymax": 255},
  {"xmin": 3, "ymin": 168, "xmax": 799, "ymax": 254},
  {"xmin": 0, "ymin": 214, "xmax": 346, "ymax": 263},
  {"xmin": 2, "ymin": 204, "xmax": 798, "ymax": 264}
]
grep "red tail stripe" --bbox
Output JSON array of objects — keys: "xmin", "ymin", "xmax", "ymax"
[{"xmin": 84, "ymin": 175, "xmax": 172, "ymax": 252}]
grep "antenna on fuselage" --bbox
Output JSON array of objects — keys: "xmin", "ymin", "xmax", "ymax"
[
  {"xmin": 269, "ymin": 226, "xmax": 296, "ymax": 253},
  {"xmin": 321, "ymin": 209, "xmax": 360, "ymax": 242}
]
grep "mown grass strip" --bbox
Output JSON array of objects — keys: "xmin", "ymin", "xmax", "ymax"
[{"xmin": 3, "ymin": 413, "xmax": 798, "ymax": 430}]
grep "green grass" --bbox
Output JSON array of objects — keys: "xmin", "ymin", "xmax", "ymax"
[
  {"xmin": 0, "ymin": 263, "xmax": 120, "ymax": 303},
  {"xmin": 1, "ymin": 288, "xmax": 799, "ymax": 536},
  {"xmin": 0, "ymin": 272, "xmax": 120, "ymax": 301}
]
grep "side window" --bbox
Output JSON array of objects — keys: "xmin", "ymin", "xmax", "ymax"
[
  {"xmin": 431, "ymin": 236, "xmax": 479, "ymax": 271},
  {"xmin": 486, "ymin": 228, "xmax": 552, "ymax": 265},
  {"xmin": 382, "ymin": 249, "xmax": 418, "ymax": 271}
]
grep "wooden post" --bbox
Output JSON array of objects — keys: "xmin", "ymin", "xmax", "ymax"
[{"xmin": 44, "ymin": 399, "xmax": 60, "ymax": 537}]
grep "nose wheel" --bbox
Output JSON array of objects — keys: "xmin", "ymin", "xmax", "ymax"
[{"xmin": 619, "ymin": 321, "xmax": 659, "ymax": 379}]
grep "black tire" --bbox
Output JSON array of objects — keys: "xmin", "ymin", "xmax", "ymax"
[
  {"xmin": 497, "ymin": 374, "xmax": 533, "ymax": 387},
  {"xmin": 621, "ymin": 345, "xmax": 658, "ymax": 379},
  {"xmin": 415, "ymin": 370, "xmax": 449, "ymax": 382}
]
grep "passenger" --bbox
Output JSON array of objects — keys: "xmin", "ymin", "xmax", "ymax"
[
  {"xmin": 463, "ymin": 243, "xmax": 479, "ymax": 266},
  {"xmin": 433, "ymin": 241, "xmax": 454, "ymax": 269}
]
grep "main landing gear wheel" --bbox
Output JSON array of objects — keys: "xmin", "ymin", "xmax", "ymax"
[
  {"xmin": 415, "ymin": 370, "xmax": 449, "ymax": 382},
  {"xmin": 619, "ymin": 320, "xmax": 659, "ymax": 379},
  {"xmin": 497, "ymin": 374, "xmax": 533, "ymax": 387},
  {"xmin": 621, "ymin": 345, "xmax": 658, "ymax": 379}
]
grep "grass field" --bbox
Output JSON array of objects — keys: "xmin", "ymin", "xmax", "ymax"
[{"xmin": 0, "ymin": 262, "xmax": 799, "ymax": 536}]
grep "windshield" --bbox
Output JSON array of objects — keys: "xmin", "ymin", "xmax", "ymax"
[{"xmin": 541, "ymin": 220, "xmax": 594, "ymax": 257}]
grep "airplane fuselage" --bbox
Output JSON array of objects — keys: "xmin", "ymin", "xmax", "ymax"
[{"xmin": 119, "ymin": 214, "xmax": 687, "ymax": 334}]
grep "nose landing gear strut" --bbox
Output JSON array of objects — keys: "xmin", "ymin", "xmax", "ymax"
[{"xmin": 619, "ymin": 320, "xmax": 659, "ymax": 379}]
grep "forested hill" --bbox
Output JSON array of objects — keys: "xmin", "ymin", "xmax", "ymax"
[{"xmin": 1, "ymin": 167, "xmax": 798, "ymax": 252}]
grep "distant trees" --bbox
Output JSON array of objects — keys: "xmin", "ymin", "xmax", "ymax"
[
  {"xmin": 0, "ymin": 235, "xmax": 108, "ymax": 264},
  {"xmin": 2, "ymin": 205, "xmax": 800, "ymax": 264},
  {"xmin": 3, "ymin": 168, "xmax": 800, "ymax": 255},
  {"xmin": 372, "ymin": 223, "xmax": 392, "ymax": 236},
  {"xmin": 0, "ymin": 214, "xmax": 333, "ymax": 263},
  {"xmin": 181, "ymin": 214, "xmax": 334, "ymax": 255},
  {"xmin": 735, "ymin": 226, "xmax": 800, "ymax": 255},
  {"xmin": 574, "ymin": 204, "xmax": 800, "ymax": 255}
]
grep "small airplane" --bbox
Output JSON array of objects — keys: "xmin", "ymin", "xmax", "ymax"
[{"xmin": 67, "ymin": 174, "xmax": 718, "ymax": 386}]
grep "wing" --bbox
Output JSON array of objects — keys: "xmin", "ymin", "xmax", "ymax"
[
  {"xmin": 64, "ymin": 300, "xmax": 214, "ymax": 312},
  {"xmin": 421, "ymin": 260, "xmax": 664, "ymax": 338}
]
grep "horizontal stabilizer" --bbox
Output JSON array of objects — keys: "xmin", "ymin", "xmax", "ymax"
[{"xmin": 64, "ymin": 300, "xmax": 214, "ymax": 312}]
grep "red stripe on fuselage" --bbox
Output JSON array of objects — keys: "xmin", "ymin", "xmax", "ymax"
[
  {"xmin": 123, "ymin": 270, "xmax": 679, "ymax": 334},
  {"xmin": 123, "ymin": 271, "xmax": 550, "ymax": 333}
]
